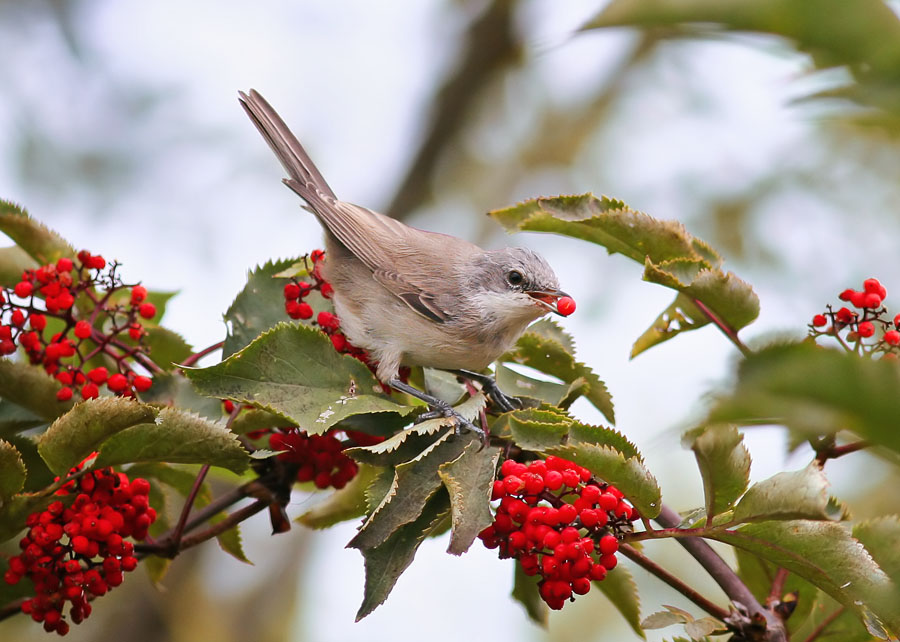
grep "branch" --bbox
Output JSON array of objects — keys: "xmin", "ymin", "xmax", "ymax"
[
  {"xmin": 620, "ymin": 544, "xmax": 730, "ymax": 620},
  {"xmin": 180, "ymin": 341, "xmax": 224, "ymax": 368},
  {"xmin": 815, "ymin": 439, "xmax": 870, "ymax": 466},
  {"xmin": 767, "ymin": 567, "xmax": 789, "ymax": 607},
  {"xmin": 692, "ymin": 298, "xmax": 751, "ymax": 357}
]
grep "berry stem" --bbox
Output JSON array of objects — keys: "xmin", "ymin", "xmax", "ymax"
[
  {"xmin": 767, "ymin": 567, "xmax": 789, "ymax": 608},
  {"xmin": 813, "ymin": 439, "xmax": 870, "ymax": 467},
  {"xmin": 163, "ymin": 464, "xmax": 212, "ymax": 556},
  {"xmin": 176, "ymin": 499, "xmax": 268, "ymax": 552},
  {"xmin": 619, "ymin": 543, "xmax": 730, "ymax": 620},
  {"xmin": 691, "ymin": 298, "xmax": 751, "ymax": 357},
  {"xmin": 180, "ymin": 341, "xmax": 225, "ymax": 368}
]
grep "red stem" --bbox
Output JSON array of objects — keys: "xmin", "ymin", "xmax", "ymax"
[{"xmin": 692, "ymin": 298, "xmax": 751, "ymax": 357}]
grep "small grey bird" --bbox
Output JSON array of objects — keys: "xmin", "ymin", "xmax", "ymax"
[{"xmin": 239, "ymin": 89, "xmax": 571, "ymax": 426}]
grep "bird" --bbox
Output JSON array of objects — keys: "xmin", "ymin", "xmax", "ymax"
[{"xmin": 238, "ymin": 89, "xmax": 572, "ymax": 431}]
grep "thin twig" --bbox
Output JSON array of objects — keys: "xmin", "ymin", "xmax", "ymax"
[
  {"xmin": 176, "ymin": 500, "xmax": 268, "ymax": 552},
  {"xmin": 802, "ymin": 605, "xmax": 845, "ymax": 642},
  {"xmin": 692, "ymin": 298, "xmax": 751, "ymax": 357},
  {"xmin": 767, "ymin": 568, "xmax": 789, "ymax": 607},
  {"xmin": 165, "ymin": 464, "xmax": 211, "ymax": 554},
  {"xmin": 620, "ymin": 544, "xmax": 730, "ymax": 620},
  {"xmin": 180, "ymin": 341, "xmax": 225, "ymax": 368},
  {"xmin": 815, "ymin": 440, "xmax": 870, "ymax": 466}
]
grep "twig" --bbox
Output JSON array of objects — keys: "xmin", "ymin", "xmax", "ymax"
[
  {"xmin": 620, "ymin": 544, "xmax": 730, "ymax": 621},
  {"xmin": 176, "ymin": 500, "xmax": 268, "ymax": 552},
  {"xmin": 815, "ymin": 440, "xmax": 870, "ymax": 466},
  {"xmin": 802, "ymin": 605, "xmax": 845, "ymax": 642},
  {"xmin": 180, "ymin": 341, "xmax": 225, "ymax": 368},
  {"xmin": 767, "ymin": 568, "xmax": 789, "ymax": 607},
  {"xmin": 0, "ymin": 598, "xmax": 27, "ymax": 622},
  {"xmin": 163, "ymin": 464, "xmax": 211, "ymax": 555},
  {"xmin": 692, "ymin": 298, "xmax": 751, "ymax": 357}
]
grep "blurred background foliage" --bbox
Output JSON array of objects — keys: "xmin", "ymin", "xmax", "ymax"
[{"xmin": 2, "ymin": 0, "xmax": 900, "ymax": 640}]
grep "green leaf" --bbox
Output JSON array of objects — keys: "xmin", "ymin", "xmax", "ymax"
[
  {"xmin": 709, "ymin": 343, "xmax": 900, "ymax": 457},
  {"xmin": 223, "ymin": 257, "xmax": 330, "ymax": 358},
  {"xmin": 854, "ymin": 516, "xmax": 900, "ymax": 583},
  {"xmin": 230, "ymin": 408, "xmax": 292, "ymax": 435},
  {"xmin": 211, "ymin": 514, "xmax": 251, "ymax": 564},
  {"xmin": 642, "ymin": 259, "xmax": 759, "ymax": 338},
  {"xmin": 547, "ymin": 443, "xmax": 661, "ymax": 518},
  {"xmin": 38, "ymin": 398, "xmax": 158, "ymax": 475},
  {"xmin": 512, "ymin": 562, "xmax": 547, "ymax": 626},
  {"xmin": 0, "ymin": 245, "xmax": 38, "ymax": 287},
  {"xmin": 731, "ymin": 462, "xmax": 831, "ymax": 524},
  {"xmin": 297, "ymin": 464, "xmax": 380, "ymax": 529},
  {"xmin": 568, "ymin": 420, "xmax": 642, "ymax": 461},
  {"xmin": 631, "ymin": 293, "xmax": 708, "ymax": 358},
  {"xmin": 0, "ymin": 359, "xmax": 73, "ymax": 421},
  {"xmin": 137, "ymin": 327, "xmax": 193, "ymax": 371},
  {"xmin": 495, "ymin": 364, "xmax": 570, "ymax": 407},
  {"xmin": 507, "ymin": 408, "xmax": 570, "ymax": 451},
  {"xmin": 0, "ymin": 491, "xmax": 57, "ymax": 543},
  {"xmin": 0, "ymin": 439, "xmax": 26, "ymax": 499},
  {"xmin": 595, "ymin": 565, "xmax": 644, "ymax": 639},
  {"xmin": 684, "ymin": 617, "xmax": 727, "ymax": 640},
  {"xmin": 0, "ymin": 399, "xmax": 46, "ymax": 438},
  {"xmin": 349, "ymin": 431, "xmax": 475, "ymax": 551},
  {"xmin": 438, "ymin": 442, "xmax": 501, "ymax": 555},
  {"xmin": 6, "ymin": 435, "xmax": 53, "ymax": 492},
  {"xmin": 140, "ymin": 372, "xmax": 225, "ymax": 420},
  {"xmin": 708, "ymin": 520, "xmax": 900, "ymax": 637},
  {"xmin": 489, "ymin": 194, "xmax": 721, "ymax": 267},
  {"xmin": 124, "ymin": 462, "xmax": 210, "ymax": 500},
  {"xmin": 186, "ymin": 323, "xmax": 415, "ymax": 434},
  {"xmin": 356, "ymin": 489, "xmax": 450, "ymax": 620},
  {"xmin": 364, "ymin": 467, "xmax": 396, "ymax": 514},
  {"xmin": 93, "ymin": 407, "xmax": 249, "ymax": 474},
  {"xmin": 0, "ymin": 200, "xmax": 76, "ymax": 264},
  {"xmin": 687, "ymin": 425, "xmax": 751, "ymax": 519},
  {"xmin": 502, "ymin": 330, "xmax": 614, "ymax": 423},
  {"xmin": 423, "ymin": 368, "xmax": 466, "ymax": 405},
  {"xmin": 642, "ymin": 610, "xmax": 690, "ymax": 629}
]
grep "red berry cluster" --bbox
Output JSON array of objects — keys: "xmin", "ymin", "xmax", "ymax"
[
  {"xmin": 478, "ymin": 456, "xmax": 637, "ymax": 611},
  {"xmin": 281, "ymin": 250, "xmax": 409, "ymax": 389},
  {"xmin": 3, "ymin": 462, "xmax": 156, "ymax": 635},
  {"xmin": 1, "ymin": 251, "xmax": 157, "ymax": 401},
  {"xmin": 810, "ymin": 278, "xmax": 900, "ymax": 358}
]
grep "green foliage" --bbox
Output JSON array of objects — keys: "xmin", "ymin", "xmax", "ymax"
[
  {"xmin": 297, "ymin": 464, "xmax": 380, "ymax": 529},
  {"xmin": 594, "ymin": 565, "xmax": 645, "ymax": 639},
  {"xmin": 0, "ymin": 200, "xmax": 77, "ymax": 264},
  {"xmin": 438, "ymin": 441, "xmax": 501, "ymax": 555},
  {"xmin": 0, "ymin": 245, "xmax": 38, "ymax": 287},
  {"xmin": 0, "ymin": 439, "xmax": 26, "ymax": 499},
  {"xmin": 512, "ymin": 562, "xmax": 547, "ymax": 626},
  {"xmin": 186, "ymin": 323, "xmax": 415, "ymax": 433},
  {"xmin": 709, "ymin": 342, "xmax": 900, "ymax": 455},
  {"xmin": 0, "ymin": 360, "xmax": 73, "ymax": 422},
  {"xmin": 686, "ymin": 425, "xmax": 751, "ymax": 519},
  {"xmin": 730, "ymin": 462, "xmax": 832, "ymax": 524}
]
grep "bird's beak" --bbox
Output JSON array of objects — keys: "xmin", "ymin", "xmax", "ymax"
[{"xmin": 526, "ymin": 289, "xmax": 569, "ymax": 315}]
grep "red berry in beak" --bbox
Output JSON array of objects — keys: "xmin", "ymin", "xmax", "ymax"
[{"xmin": 557, "ymin": 296, "xmax": 576, "ymax": 316}]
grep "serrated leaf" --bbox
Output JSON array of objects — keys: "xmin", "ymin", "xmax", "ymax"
[
  {"xmin": 139, "ymin": 372, "xmax": 225, "ymax": 419},
  {"xmin": 6, "ymin": 435, "xmax": 53, "ymax": 492},
  {"xmin": 568, "ymin": 420, "xmax": 642, "ymax": 461},
  {"xmin": 595, "ymin": 564, "xmax": 644, "ymax": 638},
  {"xmin": 364, "ymin": 467, "xmax": 396, "ymax": 514},
  {"xmin": 631, "ymin": 293, "xmax": 707, "ymax": 358},
  {"xmin": 502, "ymin": 331, "xmax": 614, "ymax": 423},
  {"xmin": 137, "ymin": 326, "xmax": 193, "ymax": 371},
  {"xmin": 349, "ymin": 432, "xmax": 475, "ymax": 550},
  {"xmin": 186, "ymin": 324, "xmax": 415, "ymax": 434},
  {"xmin": 854, "ymin": 516, "xmax": 900, "ymax": 582},
  {"xmin": 297, "ymin": 464, "xmax": 380, "ymax": 529},
  {"xmin": 423, "ymin": 368, "xmax": 465, "ymax": 405},
  {"xmin": 93, "ymin": 407, "xmax": 249, "ymax": 474},
  {"xmin": 0, "ymin": 399, "xmax": 46, "ymax": 439},
  {"xmin": 0, "ymin": 439, "xmax": 26, "ymax": 500},
  {"xmin": 0, "ymin": 359, "xmax": 73, "ymax": 421},
  {"xmin": 527, "ymin": 318, "xmax": 577, "ymax": 353},
  {"xmin": 687, "ymin": 425, "xmax": 751, "ymax": 519},
  {"xmin": 731, "ymin": 462, "xmax": 831, "ymax": 524},
  {"xmin": 709, "ymin": 343, "xmax": 900, "ymax": 458},
  {"xmin": 642, "ymin": 610, "xmax": 689, "ymax": 629},
  {"xmin": 223, "ymin": 257, "xmax": 330, "ymax": 358},
  {"xmin": 231, "ymin": 408, "xmax": 293, "ymax": 435},
  {"xmin": 38, "ymin": 398, "xmax": 158, "ymax": 475},
  {"xmin": 143, "ymin": 555, "xmax": 171, "ymax": 584},
  {"xmin": 438, "ymin": 442, "xmax": 500, "ymax": 555},
  {"xmin": 643, "ymin": 260, "xmax": 759, "ymax": 338},
  {"xmin": 0, "ymin": 200, "xmax": 76, "ymax": 264},
  {"xmin": 546, "ymin": 443, "xmax": 661, "ymax": 518},
  {"xmin": 356, "ymin": 489, "xmax": 450, "ymax": 620},
  {"xmin": 490, "ymin": 194, "xmax": 721, "ymax": 267},
  {"xmin": 0, "ymin": 245, "xmax": 38, "ymax": 287},
  {"xmin": 211, "ymin": 514, "xmax": 251, "ymax": 564},
  {"xmin": 512, "ymin": 562, "xmax": 547, "ymax": 626},
  {"xmin": 508, "ymin": 408, "xmax": 570, "ymax": 451},
  {"xmin": 684, "ymin": 617, "xmax": 727, "ymax": 640},
  {"xmin": 709, "ymin": 520, "xmax": 900, "ymax": 636}
]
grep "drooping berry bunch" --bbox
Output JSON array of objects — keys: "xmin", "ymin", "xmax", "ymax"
[
  {"xmin": 245, "ymin": 427, "xmax": 383, "ymax": 490},
  {"xmin": 3, "ymin": 461, "xmax": 157, "ymax": 635},
  {"xmin": 810, "ymin": 277, "xmax": 900, "ymax": 358},
  {"xmin": 1, "ymin": 250, "xmax": 157, "ymax": 401},
  {"xmin": 478, "ymin": 456, "xmax": 637, "ymax": 611},
  {"xmin": 281, "ymin": 250, "xmax": 409, "ymax": 388}
]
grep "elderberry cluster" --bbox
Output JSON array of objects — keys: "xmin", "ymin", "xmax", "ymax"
[
  {"xmin": 4, "ymin": 462, "xmax": 156, "ymax": 635},
  {"xmin": 810, "ymin": 277, "xmax": 900, "ymax": 357},
  {"xmin": 244, "ymin": 427, "xmax": 384, "ymax": 490},
  {"xmin": 1, "ymin": 250, "xmax": 157, "ymax": 401},
  {"xmin": 479, "ymin": 456, "xmax": 637, "ymax": 610}
]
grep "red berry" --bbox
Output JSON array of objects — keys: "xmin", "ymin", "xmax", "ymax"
[
  {"xmin": 130, "ymin": 285, "xmax": 148, "ymax": 304},
  {"xmin": 128, "ymin": 323, "xmax": 143, "ymax": 341},
  {"xmin": 812, "ymin": 314, "xmax": 827, "ymax": 327},
  {"xmin": 838, "ymin": 288, "xmax": 855, "ymax": 302},
  {"xmin": 330, "ymin": 334, "xmax": 347, "ymax": 352},
  {"xmin": 56, "ymin": 387, "xmax": 73, "ymax": 402},
  {"xmin": 11, "ymin": 309, "xmax": 25, "ymax": 327},
  {"xmin": 579, "ymin": 509, "xmax": 600, "ymax": 527},
  {"xmin": 13, "ymin": 281, "xmax": 33, "ymax": 298},
  {"xmin": 589, "ymin": 563, "xmax": 607, "ymax": 581},
  {"xmin": 863, "ymin": 278, "xmax": 887, "ymax": 298},
  {"xmin": 310, "ymin": 249, "xmax": 325, "ymax": 263},
  {"xmin": 863, "ymin": 292, "xmax": 883, "ymax": 309},
  {"xmin": 81, "ymin": 383, "xmax": 99, "ymax": 399},
  {"xmin": 558, "ymin": 504, "xmax": 577, "ymax": 524},
  {"xmin": 858, "ymin": 321, "xmax": 875, "ymax": 338},
  {"xmin": 138, "ymin": 302, "xmax": 156, "ymax": 319},
  {"xmin": 56, "ymin": 257, "xmax": 74, "ymax": 272},
  {"xmin": 107, "ymin": 373, "xmax": 128, "ymax": 392},
  {"xmin": 599, "ymin": 534, "xmax": 619, "ymax": 555},
  {"xmin": 29, "ymin": 314, "xmax": 47, "ymax": 331},
  {"xmin": 317, "ymin": 311, "xmax": 339, "ymax": 330},
  {"xmin": 284, "ymin": 283, "xmax": 301, "ymax": 300},
  {"xmin": 87, "ymin": 367, "xmax": 109, "ymax": 384},
  {"xmin": 836, "ymin": 307, "xmax": 855, "ymax": 324},
  {"xmin": 885, "ymin": 330, "xmax": 900, "ymax": 346},
  {"xmin": 321, "ymin": 282, "xmax": 334, "ymax": 298},
  {"xmin": 849, "ymin": 291, "xmax": 867, "ymax": 309},
  {"xmin": 132, "ymin": 375, "xmax": 152, "ymax": 392},
  {"xmin": 88, "ymin": 255, "xmax": 106, "ymax": 270},
  {"xmin": 556, "ymin": 296, "xmax": 576, "ymax": 316},
  {"xmin": 503, "ymin": 476, "xmax": 525, "ymax": 494},
  {"xmin": 74, "ymin": 320, "xmax": 92, "ymax": 340},
  {"xmin": 600, "ymin": 554, "xmax": 618, "ymax": 570}
]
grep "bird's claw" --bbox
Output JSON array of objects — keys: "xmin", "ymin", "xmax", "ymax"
[{"xmin": 414, "ymin": 402, "xmax": 486, "ymax": 442}]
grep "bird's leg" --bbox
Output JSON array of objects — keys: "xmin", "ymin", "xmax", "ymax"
[
  {"xmin": 388, "ymin": 378, "xmax": 485, "ymax": 439},
  {"xmin": 449, "ymin": 369, "xmax": 522, "ymax": 413}
]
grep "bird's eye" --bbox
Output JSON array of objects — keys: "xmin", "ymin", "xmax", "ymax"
[{"xmin": 507, "ymin": 270, "xmax": 524, "ymax": 286}]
